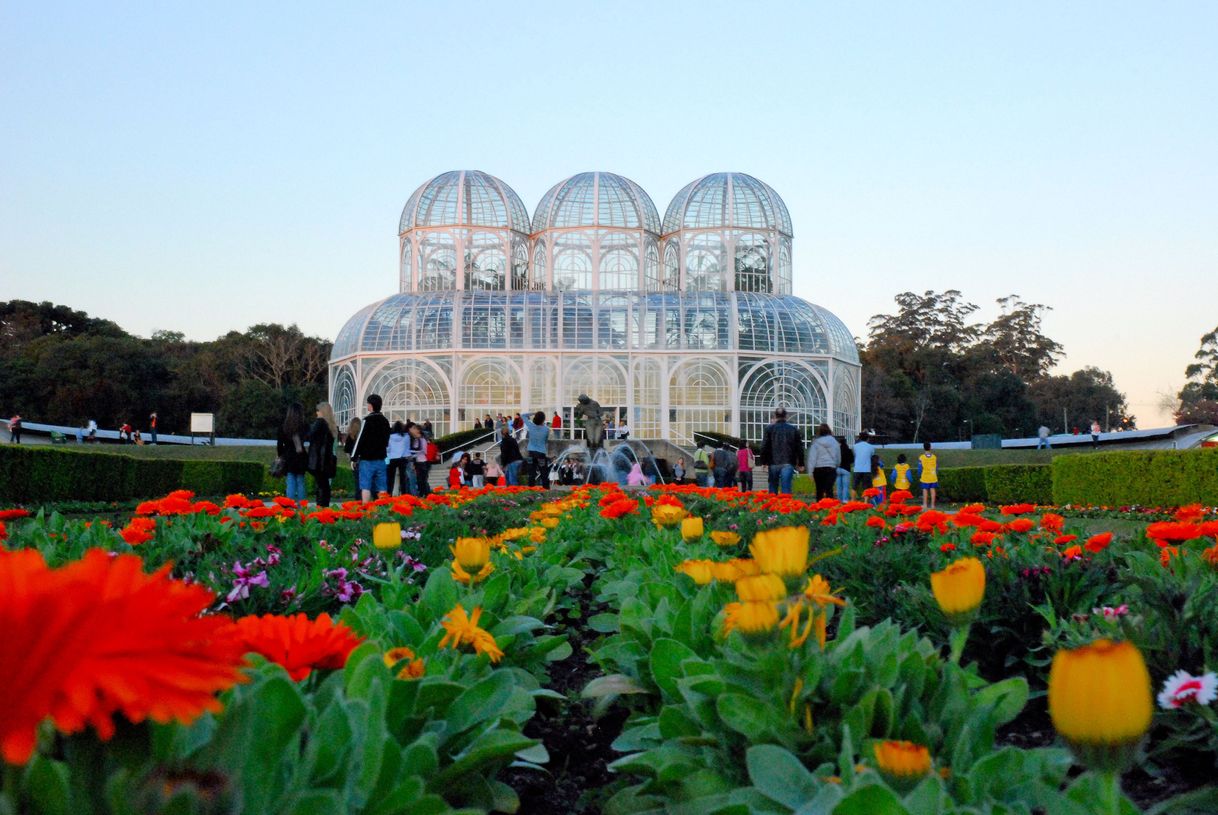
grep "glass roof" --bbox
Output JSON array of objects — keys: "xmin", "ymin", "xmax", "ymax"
[
  {"xmin": 331, "ymin": 291, "xmax": 857, "ymax": 363},
  {"xmin": 532, "ymin": 172, "xmax": 662, "ymax": 234},
  {"xmin": 399, "ymin": 170, "xmax": 531, "ymax": 234},
  {"xmin": 662, "ymin": 173, "xmax": 794, "ymax": 236}
]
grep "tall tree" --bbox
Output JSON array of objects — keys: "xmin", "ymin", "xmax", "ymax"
[
  {"xmin": 982, "ymin": 295, "xmax": 1063, "ymax": 381},
  {"xmin": 1179, "ymin": 325, "xmax": 1218, "ymax": 406}
]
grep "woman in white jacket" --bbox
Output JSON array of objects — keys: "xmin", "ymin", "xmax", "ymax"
[{"xmin": 807, "ymin": 424, "xmax": 841, "ymax": 500}]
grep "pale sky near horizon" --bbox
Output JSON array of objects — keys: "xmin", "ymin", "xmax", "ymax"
[{"xmin": 2, "ymin": 2, "xmax": 1215, "ymax": 426}]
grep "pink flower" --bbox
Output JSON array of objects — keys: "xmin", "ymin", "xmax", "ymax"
[
  {"xmin": 1157, "ymin": 670, "xmax": 1218, "ymax": 709},
  {"xmin": 226, "ymin": 560, "xmax": 270, "ymax": 602},
  {"xmin": 1093, "ymin": 604, "xmax": 1129, "ymax": 620}
]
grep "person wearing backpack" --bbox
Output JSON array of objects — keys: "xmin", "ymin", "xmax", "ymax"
[
  {"xmin": 307, "ymin": 402, "xmax": 339, "ymax": 507},
  {"xmin": 693, "ymin": 445, "xmax": 711, "ymax": 486}
]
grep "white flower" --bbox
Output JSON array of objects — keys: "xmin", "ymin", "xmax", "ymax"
[{"xmin": 1157, "ymin": 670, "xmax": 1218, "ymax": 710}]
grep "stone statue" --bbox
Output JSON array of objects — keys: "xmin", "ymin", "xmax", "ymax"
[{"xmin": 573, "ymin": 394, "xmax": 607, "ymax": 450}]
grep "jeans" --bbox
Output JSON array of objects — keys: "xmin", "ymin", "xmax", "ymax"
[
  {"xmin": 504, "ymin": 460, "xmax": 523, "ymax": 486},
  {"xmin": 738, "ymin": 470, "xmax": 753, "ymax": 491},
  {"xmin": 528, "ymin": 452, "xmax": 549, "ymax": 488},
  {"xmin": 358, "ymin": 459, "xmax": 388, "ymax": 495},
  {"xmin": 713, "ymin": 467, "xmax": 729, "ymax": 488},
  {"xmin": 387, "ymin": 458, "xmax": 410, "ymax": 495},
  {"xmin": 812, "ymin": 467, "xmax": 836, "ymax": 500},
  {"xmin": 835, "ymin": 468, "xmax": 850, "ymax": 502},
  {"xmin": 413, "ymin": 462, "xmax": 431, "ymax": 496},
  {"xmin": 1037, "ymin": 438, "xmax": 1050, "ymax": 450},
  {"xmin": 151, "ymin": 429, "xmax": 157, "ymax": 444},
  {"xmin": 285, "ymin": 472, "xmax": 307, "ymax": 502},
  {"xmin": 768, "ymin": 464, "xmax": 795, "ymax": 495}
]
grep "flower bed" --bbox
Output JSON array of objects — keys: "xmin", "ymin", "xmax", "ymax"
[{"xmin": 2, "ymin": 486, "xmax": 1217, "ymax": 813}]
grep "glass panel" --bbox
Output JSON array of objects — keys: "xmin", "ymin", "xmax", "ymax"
[
  {"xmin": 420, "ymin": 232, "xmax": 457, "ymax": 291},
  {"xmin": 734, "ymin": 232, "xmax": 771, "ymax": 293},
  {"xmin": 464, "ymin": 231, "xmax": 506, "ymax": 291}
]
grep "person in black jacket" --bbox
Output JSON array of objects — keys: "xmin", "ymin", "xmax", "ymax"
[
  {"xmin": 759, "ymin": 407, "xmax": 805, "ymax": 495},
  {"xmin": 277, "ymin": 403, "xmax": 310, "ymax": 503},
  {"xmin": 351, "ymin": 393, "xmax": 391, "ymax": 501},
  {"xmin": 498, "ymin": 425, "xmax": 524, "ymax": 485},
  {"xmin": 307, "ymin": 402, "xmax": 339, "ymax": 507}
]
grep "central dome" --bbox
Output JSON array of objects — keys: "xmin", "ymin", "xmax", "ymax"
[
  {"xmin": 532, "ymin": 172, "xmax": 661, "ymax": 234},
  {"xmin": 662, "ymin": 172, "xmax": 793, "ymax": 236},
  {"xmin": 399, "ymin": 170, "xmax": 530, "ymax": 234}
]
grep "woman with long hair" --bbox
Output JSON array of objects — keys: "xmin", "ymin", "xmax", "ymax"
[
  {"xmin": 525, "ymin": 410, "xmax": 551, "ymax": 488},
  {"xmin": 343, "ymin": 416, "xmax": 362, "ymax": 483},
  {"xmin": 277, "ymin": 402, "xmax": 310, "ymax": 503},
  {"xmin": 408, "ymin": 423, "xmax": 430, "ymax": 497},
  {"xmin": 308, "ymin": 402, "xmax": 339, "ymax": 506},
  {"xmin": 387, "ymin": 421, "xmax": 411, "ymax": 496}
]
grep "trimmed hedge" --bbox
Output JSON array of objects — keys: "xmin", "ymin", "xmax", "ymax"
[
  {"xmin": 1051, "ymin": 448, "xmax": 1218, "ymax": 506},
  {"xmin": 0, "ymin": 445, "xmax": 264, "ymax": 503},
  {"xmin": 937, "ymin": 467, "xmax": 988, "ymax": 503},
  {"xmin": 984, "ymin": 465, "xmax": 1053, "ymax": 505}
]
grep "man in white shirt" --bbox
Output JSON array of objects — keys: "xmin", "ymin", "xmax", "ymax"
[{"xmin": 851, "ymin": 432, "xmax": 875, "ymax": 498}]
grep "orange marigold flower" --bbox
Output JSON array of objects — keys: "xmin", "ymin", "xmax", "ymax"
[
  {"xmin": 438, "ymin": 604, "xmax": 504, "ymax": 663},
  {"xmin": 0, "ymin": 549, "xmax": 247, "ymax": 765},
  {"xmin": 971, "ymin": 530, "xmax": 998, "ymax": 547},
  {"xmin": 1000, "ymin": 503, "xmax": 1037, "ymax": 516},
  {"xmin": 951, "ymin": 513, "xmax": 985, "ymax": 529},
  {"xmin": 889, "ymin": 490, "xmax": 913, "ymax": 504},
  {"xmin": 1062, "ymin": 545, "xmax": 1083, "ymax": 560},
  {"xmin": 1040, "ymin": 513, "xmax": 1065, "ymax": 531},
  {"xmin": 1202, "ymin": 544, "xmax": 1218, "ymax": 569},
  {"xmin": 1085, "ymin": 532, "xmax": 1114, "ymax": 553},
  {"xmin": 1006, "ymin": 518, "xmax": 1035, "ymax": 534},
  {"xmin": 1175, "ymin": 504, "xmax": 1205, "ymax": 523},
  {"xmin": 865, "ymin": 515, "xmax": 887, "ymax": 529},
  {"xmin": 600, "ymin": 498, "xmax": 638, "ymax": 519},
  {"xmin": 1054, "ymin": 534, "xmax": 1078, "ymax": 546},
  {"xmin": 383, "ymin": 647, "xmax": 425, "ymax": 680},
  {"xmin": 120, "ymin": 517, "xmax": 157, "ymax": 546},
  {"xmin": 1146, "ymin": 522, "xmax": 1201, "ymax": 545},
  {"xmin": 233, "ymin": 613, "xmax": 364, "ymax": 681},
  {"xmin": 960, "ymin": 503, "xmax": 986, "ymax": 515}
]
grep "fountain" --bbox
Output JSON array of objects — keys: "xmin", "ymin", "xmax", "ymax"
[{"xmin": 550, "ymin": 440, "xmax": 666, "ymax": 488}]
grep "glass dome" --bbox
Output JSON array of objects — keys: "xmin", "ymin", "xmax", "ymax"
[
  {"xmin": 662, "ymin": 172, "xmax": 793, "ymax": 236},
  {"xmin": 532, "ymin": 172, "xmax": 662, "ymax": 234},
  {"xmin": 399, "ymin": 170, "xmax": 530, "ymax": 234},
  {"xmin": 330, "ymin": 291, "xmax": 857, "ymax": 362}
]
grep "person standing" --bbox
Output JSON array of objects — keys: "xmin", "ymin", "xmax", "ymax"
[
  {"xmin": 851, "ymin": 432, "xmax": 876, "ymax": 498},
  {"xmin": 7, "ymin": 414, "xmax": 21, "ymax": 444},
  {"xmin": 86, "ymin": 418, "xmax": 97, "ymax": 442},
  {"xmin": 308, "ymin": 402, "xmax": 338, "ymax": 507},
  {"xmin": 1037, "ymin": 425, "xmax": 1051, "ymax": 450},
  {"xmin": 343, "ymin": 416, "xmax": 362, "ymax": 481},
  {"xmin": 467, "ymin": 452, "xmax": 486, "ymax": 488},
  {"xmin": 736, "ymin": 443, "xmax": 755, "ymax": 492},
  {"xmin": 551, "ymin": 411, "xmax": 563, "ymax": 439},
  {"xmin": 485, "ymin": 454, "xmax": 503, "ymax": 487},
  {"xmin": 890, "ymin": 454, "xmax": 913, "ymax": 493},
  {"xmin": 1090, "ymin": 419, "xmax": 1102, "ymax": 449},
  {"xmin": 711, "ymin": 443, "xmax": 732, "ymax": 488},
  {"xmin": 835, "ymin": 436, "xmax": 854, "ymax": 502},
  {"xmin": 421, "ymin": 419, "xmax": 434, "ymax": 441},
  {"xmin": 499, "ymin": 425, "xmax": 524, "ymax": 485},
  {"xmin": 759, "ymin": 407, "xmax": 805, "ymax": 495},
  {"xmin": 75, "ymin": 424, "xmax": 84, "ymax": 444},
  {"xmin": 808, "ymin": 424, "xmax": 841, "ymax": 500},
  {"xmin": 386, "ymin": 422, "xmax": 411, "ymax": 496},
  {"xmin": 525, "ymin": 411, "xmax": 551, "ymax": 488},
  {"xmin": 149, "ymin": 412, "xmax": 158, "ymax": 444},
  {"xmin": 673, "ymin": 456, "xmax": 686, "ymax": 485},
  {"xmin": 351, "ymin": 394, "xmax": 391, "ymax": 501},
  {"xmin": 408, "ymin": 424, "xmax": 430, "ymax": 496},
  {"xmin": 918, "ymin": 442, "xmax": 939, "ymax": 509},
  {"xmin": 473, "ymin": 417, "xmax": 483, "ymax": 430},
  {"xmin": 277, "ymin": 403, "xmax": 310, "ymax": 504}
]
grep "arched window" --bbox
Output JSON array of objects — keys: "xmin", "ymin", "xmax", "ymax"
[{"xmin": 734, "ymin": 233, "xmax": 771, "ymax": 293}]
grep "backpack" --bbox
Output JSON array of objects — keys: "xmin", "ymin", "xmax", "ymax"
[{"xmin": 426, "ymin": 441, "xmax": 440, "ymax": 463}]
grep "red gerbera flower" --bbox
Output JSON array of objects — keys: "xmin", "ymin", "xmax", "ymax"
[
  {"xmin": 233, "ymin": 613, "xmax": 364, "ymax": 681},
  {"xmin": 1000, "ymin": 503, "xmax": 1037, "ymax": 516},
  {"xmin": 0, "ymin": 549, "xmax": 247, "ymax": 765},
  {"xmin": 1085, "ymin": 532, "xmax": 1113, "ymax": 553}
]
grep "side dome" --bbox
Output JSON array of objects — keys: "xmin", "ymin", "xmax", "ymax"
[
  {"xmin": 399, "ymin": 170, "xmax": 530, "ymax": 234},
  {"xmin": 532, "ymin": 172, "xmax": 661, "ymax": 234},
  {"xmin": 662, "ymin": 172, "xmax": 793, "ymax": 236}
]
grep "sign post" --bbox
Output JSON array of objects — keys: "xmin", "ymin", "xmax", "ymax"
[{"xmin": 190, "ymin": 413, "xmax": 215, "ymax": 446}]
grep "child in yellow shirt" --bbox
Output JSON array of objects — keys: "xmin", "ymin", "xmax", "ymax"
[{"xmin": 918, "ymin": 442, "xmax": 938, "ymax": 509}]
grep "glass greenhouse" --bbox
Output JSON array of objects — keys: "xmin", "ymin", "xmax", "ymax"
[{"xmin": 330, "ymin": 170, "xmax": 861, "ymax": 447}]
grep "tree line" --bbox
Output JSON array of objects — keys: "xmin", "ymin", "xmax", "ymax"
[
  {"xmin": 859, "ymin": 290, "xmax": 1133, "ymax": 441},
  {"xmin": 1176, "ymin": 324, "xmax": 1218, "ymax": 426},
  {"xmin": 0, "ymin": 300, "xmax": 330, "ymax": 438}
]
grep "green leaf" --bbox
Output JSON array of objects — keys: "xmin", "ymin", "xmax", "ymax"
[
  {"xmin": 23, "ymin": 755, "xmax": 70, "ymax": 815},
  {"xmin": 427, "ymin": 730, "xmax": 539, "ymax": 789},
  {"xmin": 442, "ymin": 671, "xmax": 518, "ymax": 739},
  {"xmin": 650, "ymin": 638, "xmax": 698, "ymax": 697},
  {"xmin": 972, "ymin": 677, "xmax": 1028, "ymax": 726},
  {"xmin": 746, "ymin": 744, "xmax": 819, "ymax": 808},
  {"xmin": 419, "ymin": 568, "xmax": 459, "ymax": 624},
  {"xmin": 583, "ymin": 674, "xmax": 650, "ymax": 698},
  {"xmin": 716, "ymin": 693, "xmax": 775, "ymax": 741},
  {"xmin": 588, "ymin": 613, "xmax": 621, "ymax": 633},
  {"xmin": 832, "ymin": 785, "xmax": 909, "ymax": 815}
]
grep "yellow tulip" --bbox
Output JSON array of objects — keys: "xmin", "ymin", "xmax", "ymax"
[
  {"xmin": 681, "ymin": 516, "xmax": 705, "ymax": 541},
  {"xmin": 651, "ymin": 504, "xmax": 688, "ymax": 528},
  {"xmin": 710, "ymin": 530, "xmax": 741, "ymax": 547},
  {"xmin": 372, "ymin": 522, "xmax": 402, "ymax": 550},
  {"xmin": 1048, "ymin": 639, "xmax": 1152, "ymax": 772},
  {"xmin": 721, "ymin": 601, "xmax": 780, "ymax": 638},
  {"xmin": 735, "ymin": 573, "xmax": 787, "ymax": 602},
  {"xmin": 450, "ymin": 537, "xmax": 491, "ymax": 571},
  {"xmin": 675, "ymin": 559, "xmax": 714, "ymax": 585},
  {"xmin": 873, "ymin": 741, "xmax": 931, "ymax": 790},
  {"xmin": 930, "ymin": 557, "xmax": 985, "ymax": 625},
  {"xmin": 750, "ymin": 527, "xmax": 809, "ymax": 580}
]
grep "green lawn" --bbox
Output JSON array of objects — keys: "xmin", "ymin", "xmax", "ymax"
[{"xmin": 73, "ymin": 443, "xmax": 277, "ymax": 465}]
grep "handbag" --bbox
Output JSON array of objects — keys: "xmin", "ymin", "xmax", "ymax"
[{"xmin": 270, "ymin": 456, "xmax": 288, "ymax": 478}]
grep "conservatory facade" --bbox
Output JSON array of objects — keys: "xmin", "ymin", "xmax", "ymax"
[{"xmin": 330, "ymin": 170, "xmax": 861, "ymax": 447}]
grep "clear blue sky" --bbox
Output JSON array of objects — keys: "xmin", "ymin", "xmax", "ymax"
[{"xmin": 2, "ymin": 1, "xmax": 1215, "ymax": 425}]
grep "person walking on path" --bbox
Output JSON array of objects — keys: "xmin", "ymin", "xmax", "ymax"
[
  {"xmin": 808, "ymin": 423, "xmax": 841, "ymax": 500},
  {"xmin": 525, "ymin": 411, "xmax": 551, "ymax": 488},
  {"xmin": 149, "ymin": 412, "xmax": 158, "ymax": 444},
  {"xmin": 351, "ymin": 394, "xmax": 391, "ymax": 501},
  {"xmin": 918, "ymin": 442, "xmax": 939, "ymax": 509},
  {"xmin": 835, "ymin": 437, "xmax": 854, "ymax": 502},
  {"xmin": 1037, "ymin": 425, "xmax": 1051, "ymax": 450},
  {"xmin": 386, "ymin": 421, "xmax": 411, "ymax": 496},
  {"xmin": 712, "ymin": 442, "xmax": 733, "ymax": 488},
  {"xmin": 277, "ymin": 402, "xmax": 310, "ymax": 504},
  {"xmin": 498, "ymin": 425, "xmax": 524, "ymax": 485},
  {"xmin": 851, "ymin": 432, "xmax": 876, "ymax": 499},
  {"xmin": 759, "ymin": 407, "xmax": 805, "ymax": 495},
  {"xmin": 307, "ymin": 402, "xmax": 339, "ymax": 507},
  {"xmin": 7, "ymin": 414, "xmax": 21, "ymax": 444},
  {"xmin": 736, "ymin": 443, "xmax": 755, "ymax": 492}
]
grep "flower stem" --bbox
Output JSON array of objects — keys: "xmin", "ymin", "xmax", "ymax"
[
  {"xmin": 948, "ymin": 624, "xmax": 970, "ymax": 665},
  {"xmin": 1100, "ymin": 770, "xmax": 1122, "ymax": 815}
]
